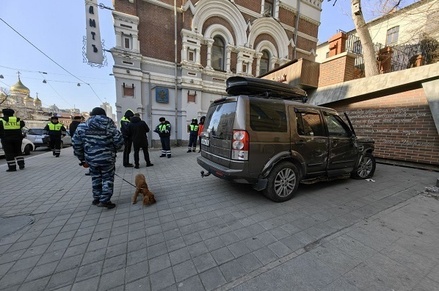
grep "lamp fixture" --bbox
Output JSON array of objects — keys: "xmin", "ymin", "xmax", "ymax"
[
  {"xmin": 43, "ymin": 79, "xmax": 47, "ymax": 84},
  {"xmin": 0, "ymin": 74, "xmax": 4, "ymax": 79},
  {"xmin": 77, "ymin": 83, "xmax": 81, "ymax": 87}
]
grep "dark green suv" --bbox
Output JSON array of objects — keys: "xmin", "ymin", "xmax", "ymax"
[{"xmin": 197, "ymin": 76, "xmax": 376, "ymax": 202}]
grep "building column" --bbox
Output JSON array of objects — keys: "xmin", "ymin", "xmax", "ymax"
[
  {"xmin": 226, "ymin": 45, "xmax": 233, "ymax": 73},
  {"xmin": 206, "ymin": 39, "xmax": 214, "ymax": 70},
  {"xmin": 255, "ymin": 52, "xmax": 262, "ymax": 76}
]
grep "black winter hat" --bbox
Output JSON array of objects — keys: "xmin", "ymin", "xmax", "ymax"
[
  {"xmin": 91, "ymin": 107, "xmax": 106, "ymax": 116},
  {"xmin": 159, "ymin": 117, "xmax": 166, "ymax": 122},
  {"xmin": 124, "ymin": 110, "xmax": 134, "ymax": 118},
  {"xmin": 2, "ymin": 108, "xmax": 14, "ymax": 116}
]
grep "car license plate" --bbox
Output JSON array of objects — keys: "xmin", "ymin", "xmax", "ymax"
[{"xmin": 201, "ymin": 138, "xmax": 209, "ymax": 146}]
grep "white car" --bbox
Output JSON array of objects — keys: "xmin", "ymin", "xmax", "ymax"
[
  {"xmin": 0, "ymin": 138, "xmax": 35, "ymax": 156},
  {"xmin": 61, "ymin": 131, "xmax": 72, "ymax": 147}
]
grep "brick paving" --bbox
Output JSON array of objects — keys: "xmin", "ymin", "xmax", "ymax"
[{"xmin": 0, "ymin": 147, "xmax": 438, "ymax": 291}]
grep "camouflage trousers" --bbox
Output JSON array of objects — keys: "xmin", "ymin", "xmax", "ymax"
[{"xmin": 90, "ymin": 164, "xmax": 116, "ymax": 203}]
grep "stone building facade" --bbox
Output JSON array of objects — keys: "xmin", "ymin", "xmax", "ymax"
[{"xmin": 111, "ymin": 0, "xmax": 323, "ymax": 145}]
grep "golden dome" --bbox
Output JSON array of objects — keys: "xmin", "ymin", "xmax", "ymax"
[
  {"xmin": 10, "ymin": 78, "xmax": 30, "ymax": 94},
  {"xmin": 34, "ymin": 96, "xmax": 42, "ymax": 106}
]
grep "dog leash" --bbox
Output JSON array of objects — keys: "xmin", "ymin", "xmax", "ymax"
[{"xmin": 114, "ymin": 172, "xmax": 137, "ymax": 188}]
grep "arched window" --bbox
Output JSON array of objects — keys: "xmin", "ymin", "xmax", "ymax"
[
  {"xmin": 259, "ymin": 50, "xmax": 270, "ymax": 75},
  {"xmin": 212, "ymin": 36, "xmax": 225, "ymax": 71}
]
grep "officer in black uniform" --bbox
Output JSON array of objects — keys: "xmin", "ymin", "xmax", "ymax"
[
  {"xmin": 0, "ymin": 108, "xmax": 26, "ymax": 172},
  {"xmin": 120, "ymin": 109, "xmax": 134, "ymax": 167}
]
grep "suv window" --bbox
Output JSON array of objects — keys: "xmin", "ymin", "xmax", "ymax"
[
  {"xmin": 206, "ymin": 101, "xmax": 236, "ymax": 140},
  {"xmin": 296, "ymin": 111, "xmax": 325, "ymax": 136},
  {"xmin": 323, "ymin": 112, "xmax": 351, "ymax": 137},
  {"xmin": 250, "ymin": 98, "xmax": 287, "ymax": 132}
]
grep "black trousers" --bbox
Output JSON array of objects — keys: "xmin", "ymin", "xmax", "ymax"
[
  {"xmin": 1, "ymin": 139, "xmax": 24, "ymax": 170},
  {"xmin": 133, "ymin": 145, "xmax": 152, "ymax": 166},
  {"xmin": 160, "ymin": 136, "xmax": 171, "ymax": 156},
  {"xmin": 49, "ymin": 137, "xmax": 61, "ymax": 156},
  {"xmin": 123, "ymin": 139, "xmax": 132, "ymax": 165}
]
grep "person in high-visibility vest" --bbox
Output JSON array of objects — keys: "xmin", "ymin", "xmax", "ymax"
[
  {"xmin": 154, "ymin": 117, "xmax": 172, "ymax": 158},
  {"xmin": 187, "ymin": 118, "xmax": 199, "ymax": 153},
  {"xmin": 0, "ymin": 108, "xmax": 26, "ymax": 172},
  {"xmin": 44, "ymin": 115, "xmax": 66, "ymax": 157}
]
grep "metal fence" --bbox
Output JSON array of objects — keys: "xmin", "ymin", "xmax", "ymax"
[{"xmin": 344, "ymin": 34, "xmax": 438, "ymax": 74}]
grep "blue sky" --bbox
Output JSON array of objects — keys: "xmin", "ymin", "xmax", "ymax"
[{"xmin": 0, "ymin": 0, "xmax": 416, "ymax": 113}]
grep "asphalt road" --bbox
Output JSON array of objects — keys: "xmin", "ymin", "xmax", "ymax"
[{"xmin": 0, "ymin": 146, "xmax": 71, "ymax": 165}]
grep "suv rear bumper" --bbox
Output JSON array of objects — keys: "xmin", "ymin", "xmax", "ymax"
[{"xmin": 197, "ymin": 156, "xmax": 256, "ymax": 184}]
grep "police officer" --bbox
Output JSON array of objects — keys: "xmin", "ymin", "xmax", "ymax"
[
  {"xmin": 73, "ymin": 107, "xmax": 124, "ymax": 209},
  {"xmin": 154, "ymin": 117, "xmax": 172, "ymax": 158},
  {"xmin": 0, "ymin": 108, "xmax": 26, "ymax": 172},
  {"xmin": 187, "ymin": 118, "xmax": 199, "ymax": 153},
  {"xmin": 44, "ymin": 115, "xmax": 66, "ymax": 157},
  {"xmin": 120, "ymin": 109, "xmax": 134, "ymax": 167}
]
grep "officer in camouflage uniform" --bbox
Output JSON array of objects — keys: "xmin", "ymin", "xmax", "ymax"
[{"xmin": 72, "ymin": 107, "xmax": 124, "ymax": 209}]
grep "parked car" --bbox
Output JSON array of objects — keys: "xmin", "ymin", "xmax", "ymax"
[
  {"xmin": 24, "ymin": 128, "xmax": 72, "ymax": 149},
  {"xmin": 0, "ymin": 138, "xmax": 35, "ymax": 156},
  {"xmin": 61, "ymin": 131, "xmax": 72, "ymax": 147},
  {"xmin": 197, "ymin": 76, "xmax": 376, "ymax": 202},
  {"xmin": 24, "ymin": 128, "xmax": 49, "ymax": 149}
]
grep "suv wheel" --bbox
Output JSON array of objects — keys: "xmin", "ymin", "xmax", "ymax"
[
  {"xmin": 352, "ymin": 152, "xmax": 376, "ymax": 179},
  {"xmin": 263, "ymin": 162, "xmax": 299, "ymax": 202}
]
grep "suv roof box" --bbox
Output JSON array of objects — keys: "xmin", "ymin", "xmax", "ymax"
[{"xmin": 226, "ymin": 76, "xmax": 307, "ymax": 102}]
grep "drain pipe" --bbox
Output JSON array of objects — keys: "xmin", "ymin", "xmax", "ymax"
[
  {"xmin": 293, "ymin": 0, "xmax": 301, "ymax": 59},
  {"xmin": 174, "ymin": 0, "xmax": 179, "ymax": 146},
  {"xmin": 145, "ymin": 72, "xmax": 153, "ymax": 146}
]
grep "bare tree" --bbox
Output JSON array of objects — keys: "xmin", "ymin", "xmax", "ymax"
[
  {"xmin": 0, "ymin": 88, "xmax": 9, "ymax": 105},
  {"xmin": 350, "ymin": 0, "xmax": 380, "ymax": 76}
]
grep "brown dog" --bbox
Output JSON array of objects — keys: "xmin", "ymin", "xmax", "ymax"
[{"xmin": 133, "ymin": 173, "xmax": 156, "ymax": 206}]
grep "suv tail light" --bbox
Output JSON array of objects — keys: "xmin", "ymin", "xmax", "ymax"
[{"xmin": 231, "ymin": 130, "xmax": 249, "ymax": 160}]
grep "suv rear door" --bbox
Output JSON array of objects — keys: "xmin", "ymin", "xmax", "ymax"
[{"xmin": 201, "ymin": 98, "xmax": 236, "ymax": 164}]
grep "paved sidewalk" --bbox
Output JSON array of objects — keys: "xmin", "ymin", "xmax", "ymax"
[{"xmin": 0, "ymin": 147, "xmax": 438, "ymax": 291}]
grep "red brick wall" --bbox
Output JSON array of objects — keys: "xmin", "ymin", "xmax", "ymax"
[
  {"xmin": 298, "ymin": 18, "xmax": 318, "ymax": 38},
  {"xmin": 234, "ymin": 0, "xmax": 261, "ymax": 12},
  {"xmin": 330, "ymin": 88, "xmax": 439, "ymax": 166},
  {"xmin": 138, "ymin": 3, "xmax": 177, "ymax": 62},
  {"xmin": 319, "ymin": 55, "xmax": 355, "ymax": 86},
  {"xmin": 279, "ymin": 7, "xmax": 295, "ymax": 27},
  {"xmin": 114, "ymin": 0, "xmax": 136, "ymax": 15}
]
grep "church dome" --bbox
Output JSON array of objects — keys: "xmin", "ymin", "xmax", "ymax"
[
  {"xmin": 10, "ymin": 78, "xmax": 30, "ymax": 95},
  {"xmin": 34, "ymin": 96, "xmax": 42, "ymax": 106}
]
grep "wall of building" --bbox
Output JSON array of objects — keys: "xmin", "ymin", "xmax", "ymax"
[
  {"xmin": 330, "ymin": 88, "xmax": 439, "ymax": 166},
  {"xmin": 112, "ymin": 0, "xmax": 322, "ymax": 146}
]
